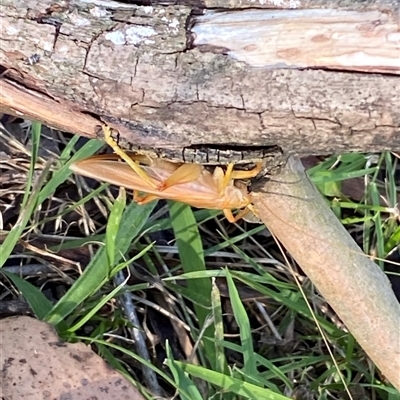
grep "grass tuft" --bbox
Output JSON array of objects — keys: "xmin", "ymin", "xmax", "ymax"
[{"xmin": 0, "ymin": 121, "xmax": 398, "ymax": 399}]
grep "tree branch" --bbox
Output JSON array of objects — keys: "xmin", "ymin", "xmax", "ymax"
[{"xmin": 253, "ymin": 156, "xmax": 400, "ymax": 390}]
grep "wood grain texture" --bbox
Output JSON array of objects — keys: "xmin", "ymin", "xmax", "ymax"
[
  {"xmin": 0, "ymin": 0, "xmax": 399, "ymax": 156},
  {"xmin": 193, "ymin": 9, "xmax": 400, "ymax": 73}
]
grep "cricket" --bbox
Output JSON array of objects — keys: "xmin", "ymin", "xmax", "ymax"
[{"xmin": 70, "ymin": 125, "xmax": 263, "ymax": 223}]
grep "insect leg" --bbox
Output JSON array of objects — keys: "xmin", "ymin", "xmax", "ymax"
[
  {"xmin": 134, "ymin": 191, "xmax": 160, "ymax": 205},
  {"xmin": 223, "ymin": 207, "xmax": 252, "ymax": 223},
  {"xmin": 102, "ymin": 125, "xmax": 159, "ymax": 189},
  {"xmin": 217, "ymin": 162, "xmax": 262, "ymax": 195},
  {"xmin": 157, "ymin": 163, "xmax": 203, "ymax": 190},
  {"xmin": 229, "ymin": 162, "xmax": 263, "ymax": 180},
  {"xmin": 223, "ymin": 209, "xmax": 236, "ymax": 223},
  {"xmin": 215, "ymin": 163, "xmax": 235, "ymax": 196}
]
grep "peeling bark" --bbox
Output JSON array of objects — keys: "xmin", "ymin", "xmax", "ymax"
[{"xmin": 0, "ymin": 0, "xmax": 399, "ymax": 157}]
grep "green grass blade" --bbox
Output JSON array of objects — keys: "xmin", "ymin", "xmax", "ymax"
[
  {"xmin": 384, "ymin": 152, "xmax": 397, "ymax": 207},
  {"xmin": 0, "ymin": 161, "xmax": 52, "ymax": 268},
  {"xmin": 385, "ymin": 227, "xmax": 400, "ymax": 254},
  {"xmin": 310, "ymin": 167, "xmax": 378, "ymax": 184},
  {"xmin": 21, "ymin": 121, "xmax": 40, "ymax": 206},
  {"xmin": 0, "ymin": 135, "xmax": 103, "ymax": 269},
  {"xmin": 2, "ymin": 270, "xmax": 53, "ymax": 320},
  {"xmin": 38, "ymin": 138, "xmax": 103, "ymax": 204},
  {"xmin": 106, "ymin": 187, "xmax": 126, "ymax": 267},
  {"xmin": 59, "ymin": 134, "xmax": 82, "ymax": 161},
  {"xmin": 370, "ymin": 182, "xmax": 385, "ymax": 263},
  {"xmin": 205, "ymin": 225, "xmax": 265, "ymax": 256},
  {"xmin": 211, "ymin": 278, "xmax": 228, "ymax": 375},
  {"xmin": 226, "ymin": 269, "xmax": 258, "ymax": 379},
  {"xmin": 44, "ymin": 201, "xmax": 156, "ymax": 327},
  {"xmin": 165, "ymin": 342, "xmax": 203, "ymax": 400},
  {"xmin": 67, "ymin": 277, "xmax": 126, "ymax": 333},
  {"xmin": 0, "ymin": 122, "xmax": 42, "ymax": 268},
  {"xmin": 168, "ymin": 201, "xmax": 215, "ymax": 369},
  {"xmin": 177, "ymin": 362, "xmax": 291, "ymax": 400},
  {"xmin": 75, "ymin": 336, "xmax": 194, "ymax": 398}
]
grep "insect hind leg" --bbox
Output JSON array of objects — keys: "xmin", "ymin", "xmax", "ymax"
[{"xmin": 102, "ymin": 124, "xmax": 158, "ymax": 189}]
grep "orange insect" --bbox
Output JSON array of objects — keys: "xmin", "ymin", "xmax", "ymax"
[{"xmin": 70, "ymin": 127, "xmax": 262, "ymax": 223}]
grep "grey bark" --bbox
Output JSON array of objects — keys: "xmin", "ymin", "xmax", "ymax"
[{"xmin": 0, "ymin": 0, "xmax": 399, "ymax": 159}]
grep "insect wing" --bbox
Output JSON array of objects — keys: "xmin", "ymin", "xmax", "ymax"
[
  {"xmin": 71, "ymin": 156, "xmax": 253, "ymax": 212},
  {"xmin": 71, "ymin": 157, "xmax": 218, "ymax": 207},
  {"xmin": 71, "ymin": 157, "xmax": 164, "ymax": 194}
]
